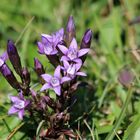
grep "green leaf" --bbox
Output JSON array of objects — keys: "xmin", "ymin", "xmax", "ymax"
[
  {"xmin": 123, "ymin": 114, "xmax": 140, "ymax": 140},
  {"xmin": 36, "ymin": 120, "xmax": 45, "ymax": 138}
]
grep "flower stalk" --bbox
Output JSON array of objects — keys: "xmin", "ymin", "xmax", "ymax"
[{"xmin": 105, "ymin": 86, "xmax": 133, "ymax": 140}]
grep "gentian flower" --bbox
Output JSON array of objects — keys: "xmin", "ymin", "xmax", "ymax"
[
  {"xmin": 58, "ymin": 38, "xmax": 89, "ymax": 63},
  {"xmin": 8, "ymin": 91, "xmax": 30, "ymax": 119},
  {"xmin": 38, "ymin": 28, "xmax": 64, "ymax": 55},
  {"xmin": 40, "ymin": 66, "xmax": 70, "ymax": 96},
  {"xmin": 62, "ymin": 60, "xmax": 87, "ymax": 79}
]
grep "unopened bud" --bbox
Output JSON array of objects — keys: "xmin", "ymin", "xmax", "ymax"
[
  {"xmin": 0, "ymin": 64, "xmax": 20, "ymax": 89},
  {"xmin": 34, "ymin": 58, "xmax": 46, "ymax": 84},
  {"xmin": 118, "ymin": 68, "xmax": 134, "ymax": 87},
  {"xmin": 34, "ymin": 58, "xmax": 45, "ymax": 76},
  {"xmin": 22, "ymin": 67, "xmax": 30, "ymax": 86},
  {"xmin": 7, "ymin": 40, "xmax": 22, "ymax": 76},
  {"xmin": 30, "ymin": 89, "xmax": 37, "ymax": 98},
  {"xmin": 80, "ymin": 29, "xmax": 92, "ymax": 62},
  {"xmin": 43, "ymin": 96, "xmax": 56, "ymax": 109},
  {"xmin": 65, "ymin": 16, "xmax": 76, "ymax": 45},
  {"xmin": 80, "ymin": 29, "xmax": 92, "ymax": 49}
]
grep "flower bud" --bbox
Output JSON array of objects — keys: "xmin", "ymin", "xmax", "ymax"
[
  {"xmin": 30, "ymin": 89, "xmax": 37, "ymax": 98},
  {"xmin": 7, "ymin": 40, "xmax": 22, "ymax": 76},
  {"xmin": 80, "ymin": 29, "xmax": 92, "ymax": 62},
  {"xmin": 34, "ymin": 58, "xmax": 46, "ymax": 84},
  {"xmin": 0, "ymin": 64, "xmax": 20, "ymax": 89},
  {"xmin": 34, "ymin": 58, "xmax": 45, "ymax": 76},
  {"xmin": 43, "ymin": 96, "xmax": 56, "ymax": 109},
  {"xmin": 65, "ymin": 16, "xmax": 76, "ymax": 45},
  {"xmin": 80, "ymin": 29, "xmax": 92, "ymax": 49},
  {"xmin": 22, "ymin": 67, "xmax": 30, "ymax": 86},
  {"xmin": 118, "ymin": 68, "xmax": 134, "ymax": 88}
]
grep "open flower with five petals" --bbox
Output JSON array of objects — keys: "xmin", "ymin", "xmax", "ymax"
[
  {"xmin": 40, "ymin": 66, "xmax": 70, "ymax": 96},
  {"xmin": 38, "ymin": 28, "xmax": 64, "ymax": 55},
  {"xmin": 62, "ymin": 60, "xmax": 87, "ymax": 79},
  {"xmin": 58, "ymin": 38, "xmax": 89, "ymax": 63},
  {"xmin": 8, "ymin": 91, "xmax": 30, "ymax": 119}
]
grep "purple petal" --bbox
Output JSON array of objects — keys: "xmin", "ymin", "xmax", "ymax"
[
  {"xmin": 58, "ymin": 28, "xmax": 64, "ymax": 36},
  {"xmin": 43, "ymin": 44, "xmax": 54, "ymax": 55},
  {"xmin": 10, "ymin": 96, "xmax": 20, "ymax": 103},
  {"xmin": 60, "ymin": 56, "xmax": 69, "ymax": 62},
  {"xmin": 41, "ymin": 74, "xmax": 52, "ymax": 82},
  {"xmin": 67, "ymin": 64, "xmax": 76, "ymax": 75},
  {"xmin": 78, "ymin": 49, "xmax": 89, "ymax": 57},
  {"xmin": 54, "ymin": 65, "xmax": 61, "ymax": 78},
  {"xmin": 37, "ymin": 42, "xmax": 44, "ymax": 54},
  {"xmin": 61, "ymin": 76, "xmax": 71, "ymax": 83},
  {"xmin": 41, "ymin": 34, "xmax": 52, "ymax": 42},
  {"xmin": 63, "ymin": 60, "xmax": 70, "ymax": 69},
  {"xmin": 54, "ymin": 28, "xmax": 64, "ymax": 40},
  {"xmin": 40, "ymin": 83, "xmax": 51, "ymax": 91},
  {"xmin": 1, "ymin": 51, "xmax": 8, "ymax": 62},
  {"xmin": 52, "ymin": 28, "xmax": 64, "ymax": 46},
  {"xmin": 18, "ymin": 110, "xmax": 24, "ymax": 119},
  {"xmin": 0, "ymin": 58, "xmax": 4, "ymax": 67},
  {"xmin": 76, "ymin": 72, "xmax": 87, "ymax": 76},
  {"xmin": 53, "ymin": 86, "xmax": 61, "ymax": 96},
  {"xmin": 73, "ymin": 58, "xmax": 82, "ymax": 63},
  {"xmin": 57, "ymin": 44, "xmax": 68, "ymax": 54},
  {"xmin": 8, "ymin": 106, "xmax": 19, "ymax": 114},
  {"xmin": 69, "ymin": 38, "xmax": 78, "ymax": 50},
  {"xmin": 75, "ymin": 62, "xmax": 82, "ymax": 71},
  {"xmin": 49, "ymin": 50, "xmax": 58, "ymax": 55}
]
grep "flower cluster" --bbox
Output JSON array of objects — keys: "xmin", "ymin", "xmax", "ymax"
[
  {"xmin": 0, "ymin": 16, "xmax": 92, "ymax": 139},
  {"xmin": 38, "ymin": 16, "xmax": 92, "ymax": 97}
]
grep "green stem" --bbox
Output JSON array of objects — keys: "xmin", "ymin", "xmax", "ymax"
[{"xmin": 105, "ymin": 86, "xmax": 133, "ymax": 140}]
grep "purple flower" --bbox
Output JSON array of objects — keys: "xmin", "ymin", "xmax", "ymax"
[
  {"xmin": 40, "ymin": 66, "xmax": 70, "ymax": 96},
  {"xmin": 62, "ymin": 60, "xmax": 87, "ymax": 79},
  {"xmin": 8, "ymin": 91, "xmax": 30, "ymax": 119},
  {"xmin": 58, "ymin": 38, "xmax": 89, "ymax": 63},
  {"xmin": 38, "ymin": 28, "xmax": 64, "ymax": 55},
  {"xmin": 0, "ymin": 52, "xmax": 8, "ymax": 68}
]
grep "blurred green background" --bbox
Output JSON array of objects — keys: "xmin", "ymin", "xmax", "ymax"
[{"xmin": 1, "ymin": 0, "xmax": 140, "ymax": 139}]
